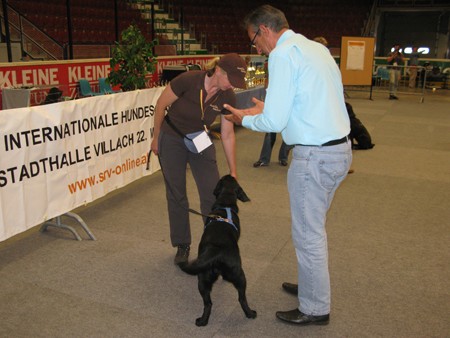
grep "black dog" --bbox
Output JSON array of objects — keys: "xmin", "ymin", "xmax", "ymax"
[
  {"xmin": 346, "ymin": 102, "xmax": 375, "ymax": 150},
  {"xmin": 178, "ymin": 175, "xmax": 257, "ymax": 326}
]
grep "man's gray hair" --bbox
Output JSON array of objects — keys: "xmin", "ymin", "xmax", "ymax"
[{"xmin": 243, "ymin": 5, "xmax": 289, "ymax": 33}]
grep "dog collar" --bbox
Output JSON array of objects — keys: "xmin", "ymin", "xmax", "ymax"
[{"xmin": 205, "ymin": 207, "xmax": 238, "ymax": 232}]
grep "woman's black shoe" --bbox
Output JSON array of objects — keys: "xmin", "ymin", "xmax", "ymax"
[{"xmin": 174, "ymin": 245, "xmax": 190, "ymax": 265}]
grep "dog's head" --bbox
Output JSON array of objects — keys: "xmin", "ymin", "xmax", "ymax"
[{"xmin": 213, "ymin": 175, "xmax": 250, "ymax": 206}]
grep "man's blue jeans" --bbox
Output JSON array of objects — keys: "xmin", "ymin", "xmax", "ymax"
[{"xmin": 287, "ymin": 141, "xmax": 352, "ymax": 315}]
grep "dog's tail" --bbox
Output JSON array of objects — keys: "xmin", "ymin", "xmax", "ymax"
[{"xmin": 177, "ymin": 247, "xmax": 221, "ymax": 275}]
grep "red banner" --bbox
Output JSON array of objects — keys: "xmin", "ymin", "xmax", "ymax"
[{"xmin": 0, "ymin": 55, "xmax": 216, "ymax": 108}]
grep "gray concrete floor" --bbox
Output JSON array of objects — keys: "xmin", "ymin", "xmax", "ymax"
[{"xmin": 1, "ymin": 89, "xmax": 449, "ymax": 337}]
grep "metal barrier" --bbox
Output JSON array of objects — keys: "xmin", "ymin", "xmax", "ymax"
[
  {"xmin": 345, "ymin": 64, "xmax": 450, "ymax": 103},
  {"xmin": 371, "ymin": 64, "xmax": 428, "ymax": 102}
]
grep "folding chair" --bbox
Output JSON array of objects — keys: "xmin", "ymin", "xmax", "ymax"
[
  {"xmin": 79, "ymin": 79, "xmax": 102, "ymax": 97},
  {"xmin": 98, "ymin": 78, "xmax": 120, "ymax": 94}
]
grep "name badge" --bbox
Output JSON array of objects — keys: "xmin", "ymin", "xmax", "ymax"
[{"xmin": 193, "ymin": 131, "xmax": 212, "ymax": 153}]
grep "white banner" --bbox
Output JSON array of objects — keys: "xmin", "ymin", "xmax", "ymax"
[{"xmin": 0, "ymin": 87, "xmax": 164, "ymax": 241}]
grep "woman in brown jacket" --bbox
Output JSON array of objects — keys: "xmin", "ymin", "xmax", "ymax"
[{"xmin": 151, "ymin": 53, "xmax": 247, "ymax": 264}]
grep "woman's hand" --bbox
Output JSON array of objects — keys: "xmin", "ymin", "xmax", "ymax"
[{"xmin": 150, "ymin": 138, "xmax": 158, "ymax": 155}]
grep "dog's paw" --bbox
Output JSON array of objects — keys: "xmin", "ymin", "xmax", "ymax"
[
  {"xmin": 195, "ymin": 317, "xmax": 209, "ymax": 327},
  {"xmin": 246, "ymin": 309, "xmax": 257, "ymax": 319}
]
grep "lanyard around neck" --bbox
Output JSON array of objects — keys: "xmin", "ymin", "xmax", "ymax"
[
  {"xmin": 200, "ymin": 89, "xmax": 208, "ymax": 133},
  {"xmin": 200, "ymin": 89, "xmax": 205, "ymax": 120}
]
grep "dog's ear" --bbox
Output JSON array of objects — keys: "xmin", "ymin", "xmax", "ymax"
[
  {"xmin": 213, "ymin": 178, "xmax": 224, "ymax": 197},
  {"xmin": 237, "ymin": 185, "xmax": 250, "ymax": 202}
]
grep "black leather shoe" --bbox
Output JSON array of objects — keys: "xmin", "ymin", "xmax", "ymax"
[
  {"xmin": 253, "ymin": 160, "xmax": 269, "ymax": 168},
  {"xmin": 174, "ymin": 245, "xmax": 190, "ymax": 265},
  {"xmin": 279, "ymin": 160, "xmax": 288, "ymax": 166},
  {"xmin": 276, "ymin": 309, "xmax": 329, "ymax": 325},
  {"xmin": 282, "ymin": 282, "xmax": 298, "ymax": 295}
]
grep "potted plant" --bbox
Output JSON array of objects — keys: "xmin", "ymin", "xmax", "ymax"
[{"xmin": 108, "ymin": 24, "xmax": 157, "ymax": 91}]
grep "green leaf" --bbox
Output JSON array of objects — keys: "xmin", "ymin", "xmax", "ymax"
[{"xmin": 108, "ymin": 24, "xmax": 156, "ymax": 91}]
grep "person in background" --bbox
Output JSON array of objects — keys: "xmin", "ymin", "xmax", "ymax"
[
  {"xmin": 42, "ymin": 87, "xmax": 63, "ymax": 104},
  {"xmin": 408, "ymin": 46, "xmax": 422, "ymax": 88},
  {"xmin": 151, "ymin": 53, "xmax": 247, "ymax": 265},
  {"xmin": 253, "ymin": 132, "xmax": 293, "ymax": 167},
  {"xmin": 224, "ymin": 5, "xmax": 352, "ymax": 326},
  {"xmin": 387, "ymin": 43, "xmax": 405, "ymax": 100},
  {"xmin": 313, "ymin": 36, "xmax": 328, "ymax": 48}
]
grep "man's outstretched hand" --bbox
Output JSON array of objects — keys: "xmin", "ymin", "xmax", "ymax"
[{"xmin": 223, "ymin": 97, "xmax": 264, "ymax": 125}]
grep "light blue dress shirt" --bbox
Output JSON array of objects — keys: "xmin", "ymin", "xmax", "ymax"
[{"xmin": 242, "ymin": 30, "xmax": 350, "ymax": 146}]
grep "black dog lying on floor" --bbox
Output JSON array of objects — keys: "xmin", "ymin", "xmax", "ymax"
[
  {"xmin": 346, "ymin": 102, "xmax": 375, "ymax": 150},
  {"xmin": 178, "ymin": 175, "xmax": 257, "ymax": 326}
]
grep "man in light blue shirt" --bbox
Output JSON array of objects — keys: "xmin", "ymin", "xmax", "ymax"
[
  {"xmin": 225, "ymin": 5, "xmax": 352, "ymax": 326},
  {"xmin": 239, "ymin": 31, "xmax": 350, "ymax": 145}
]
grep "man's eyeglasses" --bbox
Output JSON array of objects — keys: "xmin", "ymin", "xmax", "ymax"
[{"xmin": 250, "ymin": 27, "xmax": 260, "ymax": 48}]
